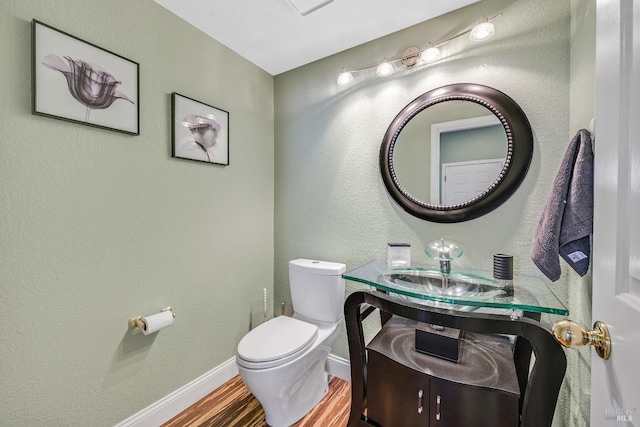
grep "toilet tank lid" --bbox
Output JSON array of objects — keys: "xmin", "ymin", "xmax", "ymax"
[{"xmin": 289, "ymin": 259, "xmax": 346, "ymax": 276}]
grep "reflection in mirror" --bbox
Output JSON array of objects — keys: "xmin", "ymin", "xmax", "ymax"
[
  {"xmin": 393, "ymin": 101, "xmax": 508, "ymax": 206},
  {"xmin": 380, "ymin": 83, "xmax": 533, "ymax": 223}
]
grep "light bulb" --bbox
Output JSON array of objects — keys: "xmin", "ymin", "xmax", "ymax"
[
  {"xmin": 376, "ymin": 60, "xmax": 394, "ymax": 77},
  {"xmin": 422, "ymin": 45, "xmax": 440, "ymax": 63},
  {"xmin": 337, "ymin": 69, "xmax": 353, "ymax": 86},
  {"xmin": 469, "ymin": 21, "xmax": 495, "ymax": 41}
]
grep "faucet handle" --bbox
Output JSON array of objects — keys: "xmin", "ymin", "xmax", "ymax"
[{"xmin": 425, "ymin": 239, "xmax": 463, "ymax": 261}]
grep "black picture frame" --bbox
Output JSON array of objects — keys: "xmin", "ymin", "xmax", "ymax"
[
  {"xmin": 171, "ymin": 93, "xmax": 230, "ymax": 166},
  {"xmin": 32, "ymin": 19, "xmax": 140, "ymax": 135}
]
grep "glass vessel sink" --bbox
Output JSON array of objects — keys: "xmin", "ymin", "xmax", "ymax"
[
  {"xmin": 343, "ymin": 259, "xmax": 568, "ymax": 315},
  {"xmin": 382, "ymin": 268, "xmax": 506, "ymax": 300}
]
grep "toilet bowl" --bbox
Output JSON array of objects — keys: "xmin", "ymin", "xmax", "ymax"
[{"xmin": 236, "ymin": 259, "xmax": 346, "ymax": 427}]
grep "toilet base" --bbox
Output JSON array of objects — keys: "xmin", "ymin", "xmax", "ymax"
[{"xmin": 238, "ymin": 346, "xmax": 331, "ymax": 427}]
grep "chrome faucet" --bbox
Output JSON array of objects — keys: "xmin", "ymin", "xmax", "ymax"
[
  {"xmin": 425, "ymin": 239, "xmax": 462, "ymax": 275},
  {"xmin": 440, "ymin": 258, "xmax": 451, "ymax": 275}
]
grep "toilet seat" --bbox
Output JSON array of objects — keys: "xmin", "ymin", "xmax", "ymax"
[{"xmin": 237, "ymin": 316, "xmax": 318, "ymax": 369}]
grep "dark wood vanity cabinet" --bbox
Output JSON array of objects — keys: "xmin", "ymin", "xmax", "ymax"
[
  {"xmin": 345, "ymin": 291, "xmax": 567, "ymax": 427},
  {"xmin": 367, "ymin": 350, "xmax": 430, "ymax": 426},
  {"xmin": 366, "ymin": 317, "xmax": 520, "ymax": 427}
]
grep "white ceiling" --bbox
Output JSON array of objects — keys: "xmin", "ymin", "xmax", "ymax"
[{"xmin": 153, "ymin": 0, "xmax": 480, "ymax": 75}]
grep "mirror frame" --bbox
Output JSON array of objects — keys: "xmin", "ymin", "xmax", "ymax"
[{"xmin": 380, "ymin": 83, "xmax": 533, "ymax": 223}]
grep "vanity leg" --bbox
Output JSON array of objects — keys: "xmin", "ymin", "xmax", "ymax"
[
  {"xmin": 514, "ymin": 312, "xmax": 541, "ymax": 416},
  {"xmin": 345, "ymin": 292, "xmax": 370, "ymax": 427},
  {"xmin": 379, "ymin": 310, "xmax": 392, "ymax": 326},
  {"xmin": 379, "ymin": 290, "xmax": 392, "ymax": 326}
]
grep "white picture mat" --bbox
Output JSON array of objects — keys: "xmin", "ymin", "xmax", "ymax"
[
  {"xmin": 33, "ymin": 21, "xmax": 139, "ymax": 134},
  {"xmin": 172, "ymin": 93, "xmax": 229, "ymax": 166}
]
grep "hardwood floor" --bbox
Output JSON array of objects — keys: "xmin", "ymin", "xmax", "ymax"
[{"xmin": 162, "ymin": 375, "xmax": 351, "ymax": 427}]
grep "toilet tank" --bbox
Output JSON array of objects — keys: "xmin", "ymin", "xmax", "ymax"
[{"xmin": 289, "ymin": 259, "xmax": 346, "ymax": 323}]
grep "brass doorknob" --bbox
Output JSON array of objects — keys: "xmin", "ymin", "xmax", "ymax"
[{"xmin": 552, "ymin": 319, "xmax": 611, "ymax": 360}]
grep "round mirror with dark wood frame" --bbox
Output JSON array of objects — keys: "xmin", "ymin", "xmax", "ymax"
[{"xmin": 380, "ymin": 83, "xmax": 533, "ymax": 223}]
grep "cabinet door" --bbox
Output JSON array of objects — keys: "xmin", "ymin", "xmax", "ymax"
[
  {"xmin": 429, "ymin": 377, "xmax": 518, "ymax": 427},
  {"xmin": 367, "ymin": 350, "xmax": 429, "ymax": 427}
]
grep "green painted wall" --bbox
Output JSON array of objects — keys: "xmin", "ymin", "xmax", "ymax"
[
  {"xmin": 274, "ymin": 0, "xmax": 592, "ymax": 425},
  {"xmin": 0, "ymin": 1, "xmax": 274, "ymax": 425}
]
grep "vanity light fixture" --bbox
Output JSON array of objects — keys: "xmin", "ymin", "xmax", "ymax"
[
  {"xmin": 421, "ymin": 43, "xmax": 441, "ymax": 63},
  {"xmin": 469, "ymin": 16, "xmax": 495, "ymax": 41},
  {"xmin": 376, "ymin": 59, "xmax": 394, "ymax": 77},
  {"xmin": 336, "ymin": 12, "xmax": 502, "ymax": 86},
  {"xmin": 337, "ymin": 68, "xmax": 354, "ymax": 86}
]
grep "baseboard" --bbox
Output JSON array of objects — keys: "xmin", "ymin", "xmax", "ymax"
[
  {"xmin": 115, "ymin": 354, "xmax": 351, "ymax": 427},
  {"xmin": 327, "ymin": 354, "xmax": 351, "ymax": 382},
  {"xmin": 114, "ymin": 357, "xmax": 239, "ymax": 427}
]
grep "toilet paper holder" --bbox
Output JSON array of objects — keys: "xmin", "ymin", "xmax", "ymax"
[{"xmin": 129, "ymin": 307, "xmax": 175, "ymax": 332}]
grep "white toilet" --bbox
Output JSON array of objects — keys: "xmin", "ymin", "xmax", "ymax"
[{"xmin": 236, "ymin": 258, "xmax": 346, "ymax": 427}]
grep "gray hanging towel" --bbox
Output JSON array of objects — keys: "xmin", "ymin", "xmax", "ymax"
[{"xmin": 531, "ymin": 129, "xmax": 594, "ymax": 281}]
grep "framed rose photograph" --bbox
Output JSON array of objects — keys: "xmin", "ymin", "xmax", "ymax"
[
  {"xmin": 171, "ymin": 93, "xmax": 229, "ymax": 166},
  {"xmin": 32, "ymin": 20, "xmax": 140, "ymax": 135}
]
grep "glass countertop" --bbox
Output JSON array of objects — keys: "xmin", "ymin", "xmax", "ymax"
[{"xmin": 343, "ymin": 259, "xmax": 568, "ymax": 316}]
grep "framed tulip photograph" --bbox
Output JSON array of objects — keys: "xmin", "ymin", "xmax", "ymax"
[
  {"xmin": 171, "ymin": 93, "xmax": 230, "ymax": 166},
  {"xmin": 32, "ymin": 20, "xmax": 140, "ymax": 135}
]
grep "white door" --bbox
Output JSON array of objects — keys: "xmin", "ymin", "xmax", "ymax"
[
  {"xmin": 591, "ymin": 0, "xmax": 640, "ymax": 424},
  {"xmin": 441, "ymin": 159, "xmax": 503, "ymax": 205}
]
